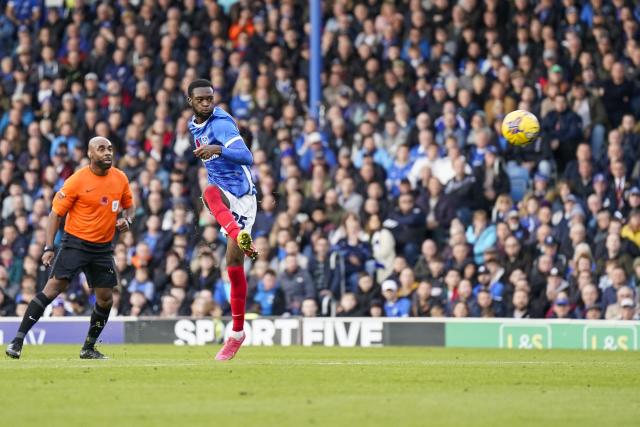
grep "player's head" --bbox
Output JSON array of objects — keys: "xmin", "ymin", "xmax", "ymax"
[
  {"xmin": 88, "ymin": 136, "xmax": 113, "ymax": 171},
  {"xmin": 187, "ymin": 79, "xmax": 214, "ymax": 120}
]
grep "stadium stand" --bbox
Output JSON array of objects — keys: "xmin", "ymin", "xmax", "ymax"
[{"xmin": 0, "ymin": 0, "xmax": 640, "ymax": 321}]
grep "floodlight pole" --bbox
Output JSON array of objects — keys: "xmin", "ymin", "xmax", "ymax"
[{"xmin": 309, "ymin": 0, "xmax": 322, "ymax": 121}]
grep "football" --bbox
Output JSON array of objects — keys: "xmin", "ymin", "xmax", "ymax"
[{"xmin": 501, "ymin": 110, "xmax": 540, "ymax": 146}]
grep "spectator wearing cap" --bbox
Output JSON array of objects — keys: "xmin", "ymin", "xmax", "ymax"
[
  {"xmin": 618, "ymin": 298, "xmax": 639, "ymax": 320},
  {"xmin": 50, "ymin": 297, "xmax": 71, "ymax": 317},
  {"xmin": 622, "ymin": 187, "xmax": 640, "ymax": 218},
  {"xmin": 548, "ymin": 291, "xmax": 575, "ymax": 319},
  {"xmin": 540, "ymin": 235, "xmax": 568, "ymax": 273},
  {"xmin": 473, "ymin": 264, "xmax": 491, "ymax": 295},
  {"xmin": 381, "ymin": 279, "xmax": 410, "ymax": 317},
  {"xmin": 299, "ymin": 132, "xmax": 336, "ymax": 173},
  {"xmin": 505, "ymin": 209, "xmax": 529, "ymax": 242},
  {"xmin": 592, "ymin": 173, "xmax": 616, "ymax": 213}
]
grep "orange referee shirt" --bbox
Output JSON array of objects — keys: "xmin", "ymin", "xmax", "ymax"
[{"xmin": 52, "ymin": 166, "xmax": 133, "ymax": 243}]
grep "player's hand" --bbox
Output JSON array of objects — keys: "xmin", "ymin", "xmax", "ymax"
[
  {"xmin": 193, "ymin": 145, "xmax": 222, "ymax": 160},
  {"xmin": 116, "ymin": 218, "xmax": 130, "ymax": 232},
  {"xmin": 42, "ymin": 251, "xmax": 55, "ymax": 267}
]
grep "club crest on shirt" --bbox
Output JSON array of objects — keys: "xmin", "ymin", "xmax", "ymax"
[
  {"xmin": 100, "ymin": 196, "xmax": 108, "ymax": 206},
  {"xmin": 195, "ymin": 135, "xmax": 209, "ymax": 148},
  {"xmin": 112, "ymin": 200, "xmax": 119, "ymax": 212}
]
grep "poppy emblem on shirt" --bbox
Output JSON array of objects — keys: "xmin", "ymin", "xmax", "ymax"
[
  {"xmin": 100, "ymin": 196, "xmax": 108, "ymax": 206},
  {"xmin": 195, "ymin": 136, "xmax": 208, "ymax": 148}
]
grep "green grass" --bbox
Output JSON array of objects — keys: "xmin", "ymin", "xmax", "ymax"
[{"xmin": 1, "ymin": 345, "xmax": 639, "ymax": 427}]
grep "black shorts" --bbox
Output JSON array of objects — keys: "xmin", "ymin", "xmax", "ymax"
[{"xmin": 50, "ymin": 246, "xmax": 117, "ymax": 288}]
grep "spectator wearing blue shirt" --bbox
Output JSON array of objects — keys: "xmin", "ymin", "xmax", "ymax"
[
  {"xmin": 602, "ymin": 267, "xmax": 632, "ymax": 316},
  {"xmin": 401, "ymin": 28, "xmax": 430, "ymax": 63},
  {"xmin": 334, "ymin": 213, "xmax": 374, "ymax": 292},
  {"xmin": 299, "ymin": 132, "xmax": 337, "ymax": 173},
  {"xmin": 353, "ymin": 135, "xmax": 393, "ymax": 171},
  {"xmin": 382, "ymin": 280, "xmax": 411, "ymax": 317},
  {"xmin": 127, "ymin": 267, "xmax": 155, "ymax": 303},
  {"xmin": 386, "ymin": 144, "xmax": 413, "ymax": 198},
  {"xmin": 49, "ymin": 122, "xmax": 79, "ymax": 158},
  {"xmin": 466, "ymin": 210, "xmax": 497, "ymax": 264},
  {"xmin": 249, "ymin": 269, "xmax": 285, "ymax": 316},
  {"xmin": 7, "ymin": 1, "xmax": 40, "ymax": 25},
  {"xmin": 253, "ymin": 193, "xmax": 276, "ymax": 238},
  {"xmin": 141, "ymin": 215, "xmax": 170, "ymax": 255},
  {"xmin": 0, "ymin": 13, "xmax": 15, "ymax": 57},
  {"xmin": 230, "ymin": 77, "xmax": 254, "ymax": 120}
]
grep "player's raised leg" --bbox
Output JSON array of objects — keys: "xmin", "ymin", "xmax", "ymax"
[
  {"xmin": 202, "ymin": 185, "xmax": 257, "ymax": 259},
  {"xmin": 80, "ymin": 287, "xmax": 113, "ymax": 359},
  {"xmin": 5, "ymin": 277, "xmax": 68, "ymax": 359},
  {"xmin": 215, "ymin": 240, "xmax": 248, "ymax": 361}
]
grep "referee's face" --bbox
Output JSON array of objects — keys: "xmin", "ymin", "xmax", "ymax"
[
  {"xmin": 89, "ymin": 139, "xmax": 114, "ymax": 170},
  {"xmin": 189, "ymin": 86, "xmax": 214, "ymax": 120}
]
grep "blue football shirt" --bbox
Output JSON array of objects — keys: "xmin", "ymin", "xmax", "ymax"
[{"xmin": 188, "ymin": 107, "xmax": 255, "ymax": 198}]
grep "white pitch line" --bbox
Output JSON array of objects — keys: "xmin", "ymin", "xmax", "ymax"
[{"xmin": 0, "ymin": 360, "xmax": 628, "ymax": 369}]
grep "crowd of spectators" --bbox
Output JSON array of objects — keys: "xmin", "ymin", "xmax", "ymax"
[{"xmin": 1, "ymin": 0, "xmax": 640, "ymax": 322}]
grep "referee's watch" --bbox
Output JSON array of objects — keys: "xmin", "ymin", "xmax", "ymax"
[{"xmin": 43, "ymin": 246, "xmax": 55, "ymax": 253}]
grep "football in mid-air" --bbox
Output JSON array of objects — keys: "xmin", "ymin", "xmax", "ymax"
[{"xmin": 501, "ymin": 110, "xmax": 540, "ymax": 146}]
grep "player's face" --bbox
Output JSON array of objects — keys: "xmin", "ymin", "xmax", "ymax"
[{"xmin": 189, "ymin": 86, "xmax": 214, "ymax": 119}]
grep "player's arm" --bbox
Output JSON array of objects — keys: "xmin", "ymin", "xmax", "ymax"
[
  {"xmin": 193, "ymin": 118, "xmax": 253, "ymax": 165},
  {"xmin": 219, "ymin": 139, "xmax": 252, "ymax": 165}
]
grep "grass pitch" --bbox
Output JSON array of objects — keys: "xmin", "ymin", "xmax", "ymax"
[{"xmin": 1, "ymin": 345, "xmax": 639, "ymax": 427}]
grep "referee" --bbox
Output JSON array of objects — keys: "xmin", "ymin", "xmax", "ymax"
[{"xmin": 6, "ymin": 137, "xmax": 135, "ymax": 360}]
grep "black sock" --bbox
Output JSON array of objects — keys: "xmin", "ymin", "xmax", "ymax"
[
  {"xmin": 14, "ymin": 292, "xmax": 53, "ymax": 343},
  {"xmin": 83, "ymin": 303, "xmax": 112, "ymax": 350}
]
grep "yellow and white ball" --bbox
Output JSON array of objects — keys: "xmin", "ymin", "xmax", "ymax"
[{"xmin": 501, "ymin": 110, "xmax": 540, "ymax": 147}]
